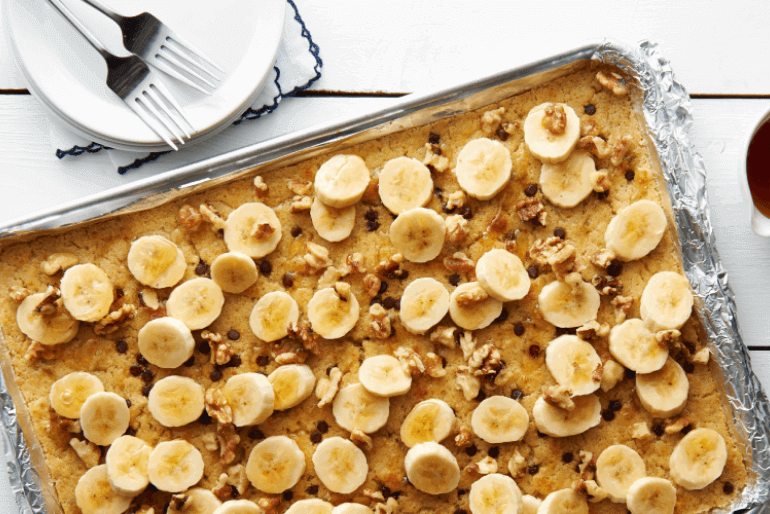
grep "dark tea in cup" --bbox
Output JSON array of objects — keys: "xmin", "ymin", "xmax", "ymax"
[{"xmin": 747, "ymin": 120, "xmax": 770, "ymax": 219}]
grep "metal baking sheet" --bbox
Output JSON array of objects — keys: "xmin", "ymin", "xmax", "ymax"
[{"xmin": 1, "ymin": 38, "xmax": 769, "ymax": 514}]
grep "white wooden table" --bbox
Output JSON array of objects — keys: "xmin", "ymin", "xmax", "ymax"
[{"xmin": 0, "ymin": 0, "xmax": 769, "ymax": 511}]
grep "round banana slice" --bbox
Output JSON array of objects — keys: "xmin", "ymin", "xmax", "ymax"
[
  {"xmin": 313, "ymin": 437, "xmax": 368, "ymax": 494},
  {"xmin": 449, "ymin": 282, "xmax": 504, "ymax": 331},
  {"xmin": 640, "ymin": 271, "xmax": 694, "ymax": 332},
  {"xmin": 539, "ymin": 150, "xmax": 596, "ymax": 208},
  {"xmin": 245, "ymin": 435, "xmax": 306, "ymax": 494},
  {"xmin": 127, "ymin": 235, "xmax": 186, "ymax": 289},
  {"xmin": 16, "ymin": 292, "xmax": 80, "ymax": 346},
  {"xmin": 532, "ymin": 394, "xmax": 601, "ymax": 438},
  {"xmin": 523, "ymin": 495, "xmax": 542, "ymax": 514},
  {"xmin": 404, "ymin": 441, "xmax": 460, "ymax": 495},
  {"xmin": 669, "ymin": 428, "xmax": 727, "ymax": 490},
  {"xmin": 210, "ymin": 251, "xmax": 258, "ymax": 294},
  {"xmin": 537, "ymin": 488, "xmax": 588, "ymax": 514},
  {"xmin": 400, "ymin": 399, "xmax": 456, "ymax": 448},
  {"xmin": 148, "ymin": 440, "xmax": 205, "ymax": 493},
  {"xmin": 476, "ymin": 249, "xmax": 530, "ymax": 302},
  {"xmin": 223, "ymin": 203, "xmax": 282, "ymax": 258},
  {"xmin": 311, "ymin": 197, "xmax": 356, "ymax": 242},
  {"xmin": 223, "ymin": 373, "xmax": 275, "ymax": 427},
  {"xmin": 75, "ymin": 465, "xmax": 133, "ymax": 514},
  {"xmin": 105, "ymin": 435, "xmax": 152, "ymax": 496},
  {"xmin": 50, "ymin": 372, "xmax": 104, "ymax": 419},
  {"xmin": 359, "ymin": 355, "xmax": 412, "ymax": 397},
  {"xmin": 471, "ymin": 395, "xmax": 529, "ymax": 444},
  {"xmin": 333, "ymin": 503, "xmax": 373, "ymax": 514},
  {"xmin": 286, "ymin": 500, "xmax": 334, "ymax": 514},
  {"xmin": 537, "ymin": 278, "xmax": 600, "ymax": 328},
  {"xmin": 626, "ymin": 477, "xmax": 677, "ymax": 514},
  {"xmin": 315, "ymin": 154, "xmax": 371, "ymax": 208},
  {"xmin": 80, "ymin": 391, "xmax": 130, "ymax": 446},
  {"xmin": 609, "ymin": 318, "xmax": 669, "ymax": 373},
  {"xmin": 137, "ymin": 317, "xmax": 195, "ymax": 368},
  {"xmin": 249, "ymin": 291, "xmax": 300, "ymax": 342},
  {"xmin": 523, "ymin": 103, "xmax": 581, "ymax": 164},
  {"xmin": 455, "ymin": 138, "xmax": 513, "ymax": 201},
  {"xmin": 545, "ymin": 335, "xmax": 602, "ymax": 396},
  {"xmin": 595, "ymin": 445, "xmax": 647, "ymax": 503},
  {"xmin": 148, "ymin": 376, "xmax": 205, "ymax": 427},
  {"xmin": 332, "ymin": 383, "xmax": 390, "ymax": 434},
  {"xmin": 469, "ymin": 473, "xmax": 523, "ymax": 514},
  {"xmin": 389, "ymin": 207, "xmax": 445, "ymax": 263},
  {"xmin": 604, "ymin": 200, "xmax": 667, "ymax": 261},
  {"xmin": 379, "ymin": 156, "xmax": 433, "ymax": 214},
  {"xmin": 166, "ymin": 277, "xmax": 225, "ymax": 330},
  {"xmin": 169, "ymin": 488, "xmax": 222, "ymax": 514},
  {"xmin": 212, "ymin": 500, "xmax": 261, "ymax": 514},
  {"xmin": 269, "ymin": 364, "xmax": 316, "ymax": 410},
  {"xmin": 307, "ymin": 287, "xmax": 360, "ymax": 339},
  {"xmin": 60, "ymin": 263, "xmax": 114, "ymax": 322},
  {"xmin": 399, "ymin": 278, "xmax": 450, "ymax": 334},
  {"xmin": 635, "ymin": 357, "xmax": 689, "ymax": 418}
]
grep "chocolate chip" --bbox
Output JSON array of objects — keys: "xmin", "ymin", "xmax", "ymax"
[
  {"xmin": 525, "ymin": 184, "xmax": 538, "ymax": 197},
  {"xmin": 488, "ymin": 446, "xmax": 500, "ymax": 458},
  {"xmin": 595, "ymin": 190, "xmax": 609, "ymax": 200},
  {"xmin": 198, "ymin": 411, "xmax": 211, "ymax": 425},
  {"xmin": 457, "ymin": 490, "xmax": 468, "ymax": 497},
  {"xmin": 465, "ymin": 445, "xmax": 478, "ymax": 456},
  {"xmin": 496, "ymin": 126, "xmax": 508, "ymax": 141},
  {"xmin": 183, "ymin": 356, "xmax": 195, "ymax": 367},
  {"xmin": 136, "ymin": 354, "xmax": 149, "ymax": 366},
  {"xmin": 513, "ymin": 323, "xmax": 525, "ymax": 336},
  {"xmin": 370, "ymin": 297, "xmax": 383, "ymax": 306},
  {"xmin": 511, "ymin": 389, "xmax": 524, "ymax": 401},
  {"xmin": 574, "ymin": 463, "xmax": 581, "ymax": 473},
  {"xmin": 683, "ymin": 362, "xmax": 695, "ymax": 373},
  {"xmin": 230, "ymin": 488, "xmax": 239, "ymax": 498},
  {"xmin": 474, "ymin": 390, "xmax": 486, "ymax": 402},
  {"xmin": 625, "ymin": 169, "xmax": 636, "ymax": 181},
  {"xmin": 429, "ymin": 133, "xmax": 441, "ymax": 145},
  {"xmin": 584, "ymin": 104, "xmax": 596, "ymax": 115},
  {"xmin": 227, "ymin": 355, "xmax": 242, "ymax": 368},
  {"xmin": 227, "ymin": 330, "xmax": 240, "ymax": 340},
  {"xmin": 378, "ymin": 281, "xmax": 389, "ymax": 295},
  {"xmin": 528, "ymin": 464, "xmax": 540, "ymax": 475},
  {"xmin": 364, "ymin": 209, "xmax": 378, "ymax": 221},
  {"xmin": 210, "ymin": 369, "xmax": 223, "ymax": 381},
  {"xmin": 449, "ymin": 274, "xmax": 461, "ymax": 286},
  {"xmin": 723, "ymin": 483, "xmax": 734, "ymax": 494},
  {"xmin": 125, "ymin": 426, "xmax": 137, "ymax": 437},
  {"xmin": 290, "ymin": 226, "xmax": 302, "ymax": 237},
  {"xmin": 116, "ymin": 340, "xmax": 128, "ymax": 353},
  {"xmin": 609, "ymin": 400, "xmax": 622, "ymax": 411},
  {"xmin": 310, "ymin": 431, "xmax": 322, "ymax": 444},
  {"xmin": 282, "ymin": 273, "xmax": 295, "ymax": 288},
  {"xmin": 554, "ymin": 227, "xmax": 566, "ymax": 239},
  {"xmin": 195, "ymin": 261, "xmax": 210, "ymax": 276},
  {"xmin": 248, "ymin": 427, "xmax": 265, "ymax": 440},
  {"xmin": 259, "ymin": 261, "xmax": 272, "ymax": 276},
  {"xmin": 141, "ymin": 384, "xmax": 153, "ymax": 397},
  {"xmin": 537, "ymin": 431, "xmax": 547, "ymax": 438},
  {"xmin": 555, "ymin": 327, "xmax": 577, "ymax": 336},
  {"xmin": 317, "ymin": 420, "xmax": 329, "ymax": 433},
  {"xmin": 256, "ymin": 355, "xmax": 270, "ymax": 366},
  {"xmin": 380, "ymin": 485, "xmax": 392, "ymax": 498},
  {"xmin": 607, "ymin": 260, "xmax": 623, "ymax": 277},
  {"xmin": 527, "ymin": 265, "xmax": 539, "ymax": 279},
  {"xmin": 141, "ymin": 369, "xmax": 154, "ymax": 383},
  {"xmin": 562, "ymin": 452, "xmax": 574, "ymax": 463},
  {"xmin": 383, "ymin": 297, "xmax": 396, "ymax": 310},
  {"xmin": 460, "ymin": 207, "xmax": 474, "ymax": 220},
  {"xmin": 529, "ymin": 345, "xmax": 540, "ymax": 357},
  {"xmin": 306, "ymin": 485, "xmax": 319, "ymax": 495},
  {"xmin": 198, "ymin": 341, "xmax": 211, "ymax": 354},
  {"xmin": 652, "ymin": 424, "xmax": 664, "ymax": 436},
  {"xmin": 681, "ymin": 424, "xmax": 693, "ymax": 435},
  {"xmin": 366, "ymin": 219, "xmax": 381, "ymax": 232},
  {"xmin": 454, "ymin": 510, "xmax": 468, "ymax": 514},
  {"xmin": 684, "ymin": 341, "xmax": 696, "ymax": 354},
  {"xmin": 129, "ymin": 364, "xmax": 142, "ymax": 377},
  {"xmin": 125, "ymin": 399, "xmax": 132, "ymax": 408},
  {"xmin": 625, "ymin": 368, "xmax": 636, "ymax": 379},
  {"xmin": 602, "ymin": 410, "xmax": 615, "ymax": 421},
  {"xmin": 494, "ymin": 309, "xmax": 509, "ymax": 323}
]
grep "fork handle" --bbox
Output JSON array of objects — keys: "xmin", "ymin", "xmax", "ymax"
[
  {"xmin": 79, "ymin": 0, "xmax": 125, "ymax": 24},
  {"xmin": 44, "ymin": 0, "xmax": 112, "ymax": 60}
]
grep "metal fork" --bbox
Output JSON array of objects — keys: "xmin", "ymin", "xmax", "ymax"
[
  {"xmin": 80, "ymin": 0, "xmax": 223, "ymax": 95},
  {"xmin": 45, "ymin": 0, "xmax": 192, "ymax": 150}
]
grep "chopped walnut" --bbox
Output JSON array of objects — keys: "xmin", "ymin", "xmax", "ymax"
[
  {"xmin": 318, "ymin": 266, "xmax": 346, "ymax": 289},
  {"xmin": 316, "ymin": 367, "xmax": 342, "ymax": 407},
  {"xmin": 346, "ymin": 253, "xmax": 366, "ymax": 274},
  {"xmin": 363, "ymin": 488, "xmax": 385, "ymax": 502},
  {"xmin": 363, "ymin": 274, "xmax": 382, "ymax": 297},
  {"xmin": 395, "ymin": 347, "xmax": 424, "ymax": 376},
  {"xmin": 273, "ymin": 348, "xmax": 308, "ymax": 365},
  {"xmin": 138, "ymin": 289, "xmax": 160, "ymax": 310},
  {"xmin": 467, "ymin": 455, "xmax": 498, "ymax": 475},
  {"xmin": 592, "ymin": 363, "xmax": 604, "ymax": 384},
  {"xmin": 507, "ymin": 449, "xmax": 527, "ymax": 478},
  {"xmin": 288, "ymin": 179, "xmax": 313, "ymax": 196},
  {"xmin": 573, "ymin": 479, "xmax": 608, "ymax": 503},
  {"xmin": 25, "ymin": 341, "xmax": 54, "ymax": 362},
  {"xmin": 578, "ymin": 136, "xmax": 611, "ymax": 159},
  {"xmin": 459, "ymin": 330, "xmax": 477, "ymax": 360},
  {"xmin": 576, "ymin": 320, "xmax": 610, "ymax": 340},
  {"xmin": 515, "ymin": 197, "xmax": 546, "ymax": 225},
  {"xmin": 202, "ymin": 331, "xmax": 233, "ymax": 366},
  {"xmin": 58, "ymin": 417, "xmax": 81, "ymax": 434},
  {"xmin": 691, "ymin": 347, "xmax": 710, "ymax": 365},
  {"xmin": 227, "ymin": 464, "xmax": 249, "ymax": 495},
  {"xmin": 655, "ymin": 329, "xmax": 681, "ymax": 348},
  {"xmin": 445, "ymin": 214, "xmax": 469, "ymax": 243},
  {"xmin": 502, "ymin": 121, "xmax": 519, "ymax": 135},
  {"xmin": 290, "ymin": 195, "xmax": 313, "ymax": 213},
  {"xmin": 287, "ymin": 322, "xmax": 318, "ymax": 355},
  {"xmin": 373, "ymin": 498, "xmax": 399, "ymax": 514},
  {"xmin": 600, "ymin": 360, "xmax": 625, "ymax": 392},
  {"xmin": 455, "ymin": 424, "xmax": 473, "ymax": 448},
  {"xmin": 455, "ymin": 365, "xmax": 481, "ymax": 401},
  {"xmin": 70, "ymin": 438, "xmax": 100, "ymax": 468},
  {"xmin": 178, "ymin": 205, "xmax": 203, "ymax": 230},
  {"xmin": 597, "ymin": 71, "xmax": 629, "ymax": 96},
  {"xmin": 431, "ymin": 326, "xmax": 457, "ymax": 348},
  {"xmin": 488, "ymin": 211, "xmax": 509, "ymax": 234},
  {"xmin": 611, "ymin": 135, "xmax": 632, "ymax": 166},
  {"xmin": 8, "ymin": 286, "xmax": 31, "ymax": 302},
  {"xmin": 93, "ymin": 304, "xmax": 136, "ymax": 335},
  {"xmin": 253, "ymin": 176, "xmax": 269, "ymax": 197},
  {"xmin": 591, "ymin": 170, "xmax": 611, "ymax": 193},
  {"xmin": 289, "ymin": 256, "xmax": 310, "ymax": 274},
  {"xmin": 543, "ymin": 384, "xmax": 575, "ymax": 411},
  {"xmin": 34, "ymin": 285, "xmax": 62, "ymax": 316},
  {"xmin": 665, "ymin": 417, "xmax": 692, "ymax": 435},
  {"xmin": 251, "ymin": 221, "xmax": 275, "ymax": 241},
  {"xmin": 167, "ymin": 494, "xmax": 189, "ymax": 514},
  {"xmin": 351, "ymin": 429, "xmax": 373, "ymax": 450},
  {"xmin": 443, "ymin": 252, "xmax": 475, "ymax": 274},
  {"xmin": 204, "ymin": 387, "xmax": 233, "ymax": 425},
  {"xmin": 423, "ymin": 143, "xmax": 449, "ymax": 172},
  {"xmin": 369, "ymin": 303, "xmax": 391, "ymax": 339},
  {"xmin": 578, "ymin": 450, "xmax": 596, "ymax": 480},
  {"xmin": 202, "ymin": 432, "xmax": 219, "ymax": 452},
  {"xmin": 631, "ymin": 422, "xmax": 653, "ymax": 440},
  {"xmin": 529, "ymin": 237, "xmax": 576, "ymax": 280},
  {"xmin": 424, "ymin": 352, "xmax": 447, "ymax": 378},
  {"xmin": 590, "ymin": 249, "xmax": 617, "ymax": 269},
  {"xmin": 592, "ymin": 274, "xmax": 622, "ymax": 296},
  {"xmin": 375, "ymin": 253, "xmax": 404, "ymax": 275},
  {"xmin": 456, "ymin": 283, "xmax": 489, "ymax": 307},
  {"xmin": 334, "ymin": 282, "xmax": 352, "ymax": 302},
  {"xmin": 304, "ymin": 242, "xmax": 333, "ymax": 271},
  {"xmin": 481, "ymin": 107, "xmax": 506, "ymax": 134},
  {"xmin": 136, "ymin": 508, "xmax": 155, "ymax": 514},
  {"xmin": 41, "ymin": 253, "xmax": 79, "ymax": 276},
  {"xmin": 211, "ymin": 473, "xmax": 233, "ymax": 499},
  {"xmin": 217, "ymin": 424, "xmax": 240, "ymax": 464},
  {"xmin": 580, "ymin": 119, "xmax": 599, "ymax": 137},
  {"xmin": 199, "ymin": 204, "xmax": 227, "ymax": 232},
  {"xmin": 542, "ymin": 104, "xmax": 567, "ymax": 135},
  {"xmin": 469, "ymin": 343, "xmax": 502, "ymax": 376},
  {"xmin": 446, "ymin": 190, "xmax": 467, "ymax": 211},
  {"xmin": 257, "ymin": 497, "xmax": 280, "ymax": 514}
]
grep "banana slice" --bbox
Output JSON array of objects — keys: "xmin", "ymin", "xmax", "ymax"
[
  {"xmin": 127, "ymin": 235, "xmax": 186, "ymax": 289},
  {"xmin": 449, "ymin": 282, "xmax": 504, "ymax": 331},
  {"xmin": 595, "ymin": 445, "xmax": 647, "ymax": 503},
  {"xmin": 249, "ymin": 291, "xmax": 300, "ymax": 342},
  {"xmin": 471, "ymin": 395, "xmax": 529, "ymax": 444},
  {"xmin": 16, "ymin": 292, "xmax": 80, "ymax": 345},
  {"xmin": 105, "ymin": 435, "xmax": 152, "ymax": 496},
  {"xmin": 315, "ymin": 154, "xmax": 371, "ymax": 208},
  {"xmin": 307, "ymin": 287, "xmax": 360, "ymax": 339},
  {"xmin": 359, "ymin": 355, "xmax": 412, "ymax": 397},
  {"xmin": 604, "ymin": 200, "xmax": 667, "ymax": 261},
  {"xmin": 223, "ymin": 373, "xmax": 275, "ymax": 427},
  {"xmin": 80, "ymin": 391, "xmax": 130, "ymax": 446},
  {"xmin": 60, "ymin": 263, "xmax": 114, "ymax": 322},
  {"xmin": 400, "ymin": 399, "xmax": 456, "ymax": 448},
  {"xmin": 269, "ymin": 364, "xmax": 316, "ymax": 410},
  {"xmin": 212, "ymin": 500, "xmax": 261, "ymax": 514},
  {"xmin": 137, "ymin": 317, "xmax": 195, "ymax": 368},
  {"xmin": 669, "ymin": 428, "xmax": 727, "ymax": 490},
  {"xmin": 332, "ymin": 383, "xmax": 390, "ymax": 434},
  {"xmin": 311, "ymin": 197, "xmax": 356, "ymax": 242},
  {"xmin": 639, "ymin": 271, "xmax": 694, "ymax": 332},
  {"xmin": 523, "ymin": 495, "xmax": 543, "ymax": 514},
  {"xmin": 312, "ymin": 436, "xmax": 368, "ymax": 494},
  {"xmin": 379, "ymin": 156, "xmax": 434, "ymax": 214},
  {"xmin": 169, "ymin": 488, "xmax": 222, "ymax": 514},
  {"xmin": 609, "ymin": 319, "xmax": 669, "ymax": 373},
  {"xmin": 286, "ymin": 500, "xmax": 334, "ymax": 514},
  {"xmin": 332, "ymin": 504, "xmax": 373, "ymax": 514},
  {"xmin": 455, "ymin": 138, "xmax": 513, "ymax": 201},
  {"xmin": 148, "ymin": 376, "xmax": 205, "ymax": 427},
  {"xmin": 523, "ymin": 103, "xmax": 581, "ymax": 164},
  {"xmin": 537, "ymin": 278, "xmax": 600, "ymax": 328},
  {"xmin": 404, "ymin": 441, "xmax": 460, "ymax": 495},
  {"xmin": 545, "ymin": 335, "xmax": 602, "ymax": 396},
  {"xmin": 245, "ymin": 435, "xmax": 306, "ymax": 493},
  {"xmin": 389, "ymin": 207, "xmax": 445, "ymax": 263},
  {"xmin": 223, "ymin": 203, "xmax": 282, "ymax": 258},
  {"xmin": 210, "ymin": 252, "xmax": 258, "ymax": 294},
  {"xmin": 532, "ymin": 394, "xmax": 601, "ymax": 438},
  {"xmin": 537, "ymin": 488, "xmax": 588, "ymax": 514},
  {"xmin": 469, "ymin": 473, "xmax": 523, "ymax": 514},
  {"xmin": 399, "ymin": 278, "xmax": 450, "ymax": 335},
  {"xmin": 50, "ymin": 372, "xmax": 104, "ymax": 419},
  {"xmin": 635, "ymin": 357, "xmax": 689, "ymax": 418},
  {"xmin": 476, "ymin": 249, "xmax": 530, "ymax": 302},
  {"xmin": 75, "ymin": 465, "xmax": 133, "ymax": 514},
  {"xmin": 626, "ymin": 478, "xmax": 677, "ymax": 514},
  {"xmin": 148, "ymin": 440, "xmax": 205, "ymax": 493},
  {"xmin": 539, "ymin": 151, "xmax": 596, "ymax": 208},
  {"xmin": 167, "ymin": 278, "xmax": 224, "ymax": 330}
]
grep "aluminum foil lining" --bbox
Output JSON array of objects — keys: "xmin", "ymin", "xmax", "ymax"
[{"xmin": 2, "ymin": 38, "xmax": 770, "ymax": 514}]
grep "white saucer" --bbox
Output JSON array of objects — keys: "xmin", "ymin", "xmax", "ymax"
[{"xmin": 6, "ymin": 0, "xmax": 285, "ymax": 151}]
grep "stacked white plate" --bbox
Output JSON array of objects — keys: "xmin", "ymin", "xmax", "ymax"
[{"xmin": 5, "ymin": 0, "xmax": 285, "ymax": 151}]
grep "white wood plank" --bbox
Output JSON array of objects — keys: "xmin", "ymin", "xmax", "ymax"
[{"xmin": 749, "ymin": 351, "xmax": 770, "ymax": 391}]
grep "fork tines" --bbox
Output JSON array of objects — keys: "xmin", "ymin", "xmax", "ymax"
[
  {"xmin": 129, "ymin": 81, "xmax": 193, "ymax": 151},
  {"xmin": 153, "ymin": 35, "xmax": 224, "ymax": 95}
]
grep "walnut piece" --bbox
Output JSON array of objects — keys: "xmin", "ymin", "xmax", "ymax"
[
  {"xmin": 665, "ymin": 417, "xmax": 692, "ymax": 435},
  {"xmin": 346, "ymin": 253, "xmax": 366, "ymax": 273},
  {"xmin": 502, "ymin": 121, "xmax": 519, "ymax": 135},
  {"xmin": 454, "ymin": 424, "xmax": 472, "ymax": 448},
  {"xmin": 8, "ymin": 286, "xmax": 31, "ymax": 302},
  {"xmin": 481, "ymin": 107, "xmax": 506, "ymax": 134},
  {"xmin": 507, "ymin": 449, "xmax": 526, "ymax": 477},
  {"xmin": 591, "ymin": 170, "xmax": 611, "ymax": 193},
  {"xmin": 542, "ymin": 104, "xmax": 567, "ymax": 135},
  {"xmin": 590, "ymin": 249, "xmax": 617, "ymax": 269},
  {"xmin": 395, "ymin": 347, "xmax": 424, "ymax": 376},
  {"xmin": 178, "ymin": 205, "xmax": 203, "ymax": 230},
  {"xmin": 288, "ymin": 179, "xmax": 313, "ymax": 196},
  {"xmin": 373, "ymin": 498, "xmax": 399, "ymax": 514},
  {"xmin": 691, "ymin": 347, "xmax": 710, "ymax": 365},
  {"xmin": 94, "ymin": 304, "xmax": 136, "ymax": 335},
  {"xmin": 459, "ymin": 330, "xmax": 477, "ymax": 360},
  {"xmin": 204, "ymin": 387, "xmax": 233, "ymax": 425},
  {"xmin": 467, "ymin": 455, "xmax": 498, "ymax": 475},
  {"xmin": 375, "ymin": 253, "xmax": 404, "ymax": 275},
  {"xmin": 138, "ymin": 288, "xmax": 160, "ymax": 310},
  {"xmin": 369, "ymin": 303, "xmax": 391, "ymax": 339},
  {"xmin": 363, "ymin": 274, "xmax": 382, "ymax": 297},
  {"xmin": 446, "ymin": 190, "xmax": 467, "ymax": 211},
  {"xmin": 202, "ymin": 331, "xmax": 233, "ymax": 366},
  {"xmin": 334, "ymin": 281, "xmax": 352, "ymax": 302},
  {"xmin": 423, "ymin": 143, "xmax": 449, "ymax": 172},
  {"xmin": 290, "ymin": 195, "xmax": 312, "ymax": 213},
  {"xmin": 250, "ymin": 222, "xmax": 275, "ymax": 241},
  {"xmin": 431, "ymin": 326, "xmax": 457, "ymax": 348},
  {"xmin": 351, "ymin": 429, "xmax": 373, "ymax": 450},
  {"xmin": 443, "ymin": 252, "xmax": 475, "ymax": 274},
  {"xmin": 257, "ymin": 498, "xmax": 280, "ymax": 514},
  {"xmin": 227, "ymin": 464, "xmax": 249, "ymax": 495},
  {"xmin": 201, "ymin": 432, "xmax": 218, "ymax": 451},
  {"xmin": 631, "ymin": 422, "xmax": 653, "ymax": 440},
  {"xmin": 611, "ymin": 135, "xmax": 632, "ymax": 166},
  {"xmin": 216, "ymin": 424, "xmax": 240, "ymax": 464},
  {"xmin": 424, "ymin": 352, "xmax": 447, "ymax": 378},
  {"xmin": 469, "ymin": 343, "xmax": 502, "ymax": 376},
  {"xmin": 580, "ymin": 119, "xmax": 599, "ymax": 137},
  {"xmin": 612, "ymin": 295, "xmax": 634, "ymax": 323},
  {"xmin": 199, "ymin": 204, "xmax": 226, "ymax": 232},
  {"xmin": 578, "ymin": 136, "xmax": 611, "ymax": 159},
  {"xmin": 488, "ymin": 211, "xmax": 509, "ymax": 234},
  {"xmin": 273, "ymin": 347, "xmax": 308, "ymax": 365},
  {"xmin": 445, "ymin": 214, "xmax": 469, "ymax": 243},
  {"xmin": 592, "ymin": 274, "xmax": 622, "ymax": 296},
  {"xmin": 455, "ymin": 365, "xmax": 481, "ymax": 400},
  {"xmin": 34, "ymin": 285, "xmax": 62, "ymax": 316},
  {"xmin": 58, "ymin": 417, "xmax": 81, "ymax": 434},
  {"xmin": 287, "ymin": 322, "xmax": 318, "ymax": 355},
  {"xmin": 543, "ymin": 384, "xmax": 575, "ymax": 411},
  {"xmin": 363, "ymin": 488, "xmax": 385, "ymax": 502},
  {"xmin": 167, "ymin": 494, "xmax": 190, "ymax": 514},
  {"xmin": 70, "ymin": 438, "xmax": 100, "ymax": 468},
  {"xmin": 573, "ymin": 479, "xmax": 608, "ymax": 503},
  {"xmin": 529, "ymin": 237, "xmax": 576, "ymax": 280},
  {"xmin": 253, "ymin": 176, "xmax": 269, "ymax": 197},
  {"xmin": 41, "ymin": 253, "xmax": 79, "ymax": 276},
  {"xmin": 578, "ymin": 450, "xmax": 597, "ymax": 480},
  {"xmin": 211, "ymin": 473, "xmax": 233, "ymax": 499},
  {"xmin": 597, "ymin": 71, "xmax": 629, "ymax": 96},
  {"xmin": 304, "ymin": 242, "xmax": 332, "ymax": 272},
  {"xmin": 655, "ymin": 329, "xmax": 681, "ymax": 348},
  {"xmin": 515, "ymin": 197, "xmax": 547, "ymax": 225},
  {"xmin": 576, "ymin": 320, "xmax": 610, "ymax": 340},
  {"xmin": 25, "ymin": 341, "xmax": 54, "ymax": 362},
  {"xmin": 600, "ymin": 360, "xmax": 625, "ymax": 392},
  {"xmin": 455, "ymin": 283, "xmax": 489, "ymax": 307},
  {"xmin": 316, "ymin": 367, "xmax": 342, "ymax": 407}
]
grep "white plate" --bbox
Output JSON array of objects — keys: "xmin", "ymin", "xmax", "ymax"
[{"xmin": 6, "ymin": 0, "xmax": 285, "ymax": 151}]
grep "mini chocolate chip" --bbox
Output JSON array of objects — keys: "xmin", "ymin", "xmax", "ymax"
[
  {"xmin": 609, "ymin": 400, "xmax": 622, "ymax": 411},
  {"xmin": 529, "ymin": 345, "xmax": 540, "ymax": 357},
  {"xmin": 525, "ymin": 184, "xmax": 538, "ymax": 197},
  {"xmin": 562, "ymin": 452, "xmax": 574, "ymax": 463},
  {"xmin": 227, "ymin": 355, "xmax": 242, "ymax": 368},
  {"xmin": 607, "ymin": 261, "xmax": 623, "ymax": 277},
  {"xmin": 454, "ymin": 510, "xmax": 468, "ymax": 514},
  {"xmin": 625, "ymin": 368, "xmax": 636, "ymax": 379},
  {"xmin": 625, "ymin": 169, "xmax": 636, "ymax": 181},
  {"xmin": 141, "ymin": 384, "xmax": 153, "ymax": 397},
  {"xmin": 210, "ymin": 369, "xmax": 223, "ymax": 381},
  {"xmin": 684, "ymin": 341, "xmax": 696, "ymax": 354},
  {"xmin": 256, "ymin": 355, "xmax": 270, "ymax": 366},
  {"xmin": 574, "ymin": 463, "xmax": 581, "ymax": 473},
  {"xmin": 227, "ymin": 329, "xmax": 240, "ymax": 340},
  {"xmin": 555, "ymin": 327, "xmax": 577, "ymax": 336},
  {"xmin": 584, "ymin": 104, "xmax": 596, "ymax": 115},
  {"xmin": 195, "ymin": 261, "xmax": 210, "ymax": 276},
  {"xmin": 370, "ymin": 297, "xmax": 383, "ymax": 306},
  {"xmin": 488, "ymin": 446, "xmax": 500, "ymax": 458},
  {"xmin": 198, "ymin": 341, "xmax": 211, "ymax": 354},
  {"xmin": 496, "ymin": 126, "xmax": 508, "ymax": 141},
  {"xmin": 283, "ymin": 491, "xmax": 293, "ymax": 501},
  {"xmin": 317, "ymin": 420, "xmax": 329, "ymax": 433},
  {"xmin": 291, "ymin": 226, "xmax": 302, "ymax": 237},
  {"xmin": 259, "ymin": 261, "xmax": 272, "ymax": 276},
  {"xmin": 306, "ymin": 485, "xmax": 319, "ymax": 495},
  {"xmin": 116, "ymin": 340, "xmax": 128, "ymax": 353},
  {"xmin": 537, "ymin": 431, "xmax": 547, "ymax": 438},
  {"xmin": 465, "ymin": 445, "xmax": 478, "ymax": 456},
  {"xmin": 554, "ymin": 227, "xmax": 566, "ymax": 239},
  {"xmin": 460, "ymin": 207, "xmax": 474, "ymax": 220},
  {"xmin": 380, "ymin": 485, "xmax": 392, "ymax": 498},
  {"xmin": 396, "ymin": 269, "xmax": 409, "ymax": 280},
  {"xmin": 681, "ymin": 424, "xmax": 693, "ymax": 435},
  {"xmin": 136, "ymin": 354, "xmax": 149, "ymax": 366},
  {"xmin": 366, "ymin": 219, "xmax": 381, "ymax": 232},
  {"xmin": 457, "ymin": 490, "xmax": 468, "ymax": 497},
  {"xmin": 198, "ymin": 411, "xmax": 211, "ymax": 425},
  {"xmin": 378, "ymin": 281, "xmax": 389, "ymax": 295},
  {"xmin": 429, "ymin": 133, "xmax": 441, "ymax": 145},
  {"xmin": 474, "ymin": 390, "xmax": 486, "ymax": 402},
  {"xmin": 248, "ymin": 427, "xmax": 265, "ymax": 440},
  {"xmin": 513, "ymin": 323, "xmax": 525, "ymax": 336},
  {"xmin": 602, "ymin": 410, "xmax": 615, "ymax": 421},
  {"xmin": 595, "ymin": 190, "xmax": 609, "ymax": 200},
  {"xmin": 494, "ymin": 309, "xmax": 509, "ymax": 323},
  {"xmin": 125, "ymin": 399, "xmax": 132, "ymax": 408},
  {"xmin": 527, "ymin": 265, "xmax": 539, "ymax": 279},
  {"xmin": 511, "ymin": 389, "xmax": 524, "ymax": 401},
  {"xmin": 723, "ymin": 483, "xmax": 734, "ymax": 494},
  {"xmin": 683, "ymin": 362, "xmax": 695, "ymax": 373},
  {"xmin": 129, "ymin": 364, "xmax": 142, "ymax": 377},
  {"xmin": 230, "ymin": 488, "xmax": 239, "ymax": 498},
  {"xmin": 310, "ymin": 431, "xmax": 322, "ymax": 444},
  {"xmin": 434, "ymin": 187, "xmax": 444, "ymax": 197},
  {"xmin": 652, "ymin": 424, "xmax": 665, "ymax": 436},
  {"xmin": 528, "ymin": 464, "xmax": 540, "ymax": 475},
  {"xmin": 125, "ymin": 426, "xmax": 137, "ymax": 437},
  {"xmin": 364, "ymin": 209, "xmax": 378, "ymax": 222},
  {"xmin": 443, "ymin": 205, "xmax": 457, "ymax": 214},
  {"xmin": 184, "ymin": 356, "xmax": 195, "ymax": 367},
  {"xmin": 282, "ymin": 273, "xmax": 295, "ymax": 288},
  {"xmin": 448, "ymin": 274, "xmax": 461, "ymax": 286},
  {"xmin": 141, "ymin": 369, "xmax": 154, "ymax": 383},
  {"xmin": 383, "ymin": 297, "xmax": 396, "ymax": 310}
]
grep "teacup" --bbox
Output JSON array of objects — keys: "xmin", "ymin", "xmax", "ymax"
[{"xmin": 740, "ymin": 105, "xmax": 770, "ymax": 237}]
